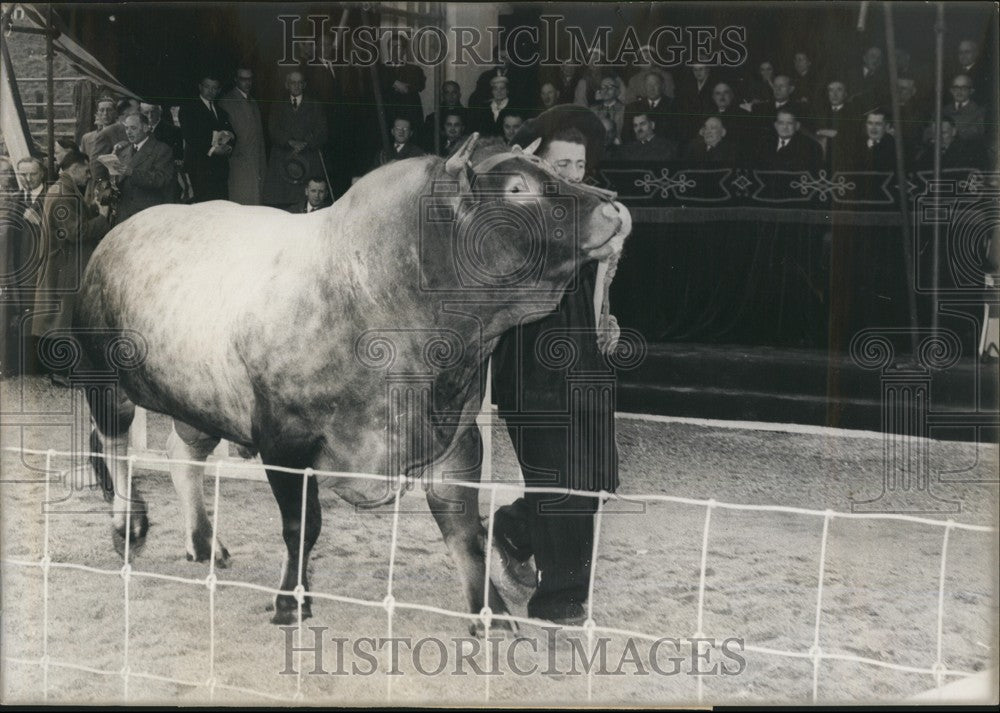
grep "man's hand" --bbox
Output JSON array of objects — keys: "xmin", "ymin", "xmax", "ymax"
[
  {"xmin": 97, "ymin": 203, "xmax": 111, "ymax": 219},
  {"xmin": 288, "ymin": 140, "xmax": 307, "ymax": 152},
  {"xmin": 392, "ymin": 79, "xmax": 410, "ymax": 94},
  {"xmin": 597, "ymin": 314, "xmax": 621, "ymax": 356}
]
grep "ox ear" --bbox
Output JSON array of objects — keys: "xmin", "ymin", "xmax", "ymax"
[
  {"xmin": 445, "ymin": 132, "xmax": 479, "ymax": 176},
  {"xmin": 522, "ymin": 137, "xmax": 543, "ymax": 156}
]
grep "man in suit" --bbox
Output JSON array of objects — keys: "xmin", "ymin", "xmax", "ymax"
[
  {"xmin": 91, "ymin": 98, "xmax": 136, "ymax": 181},
  {"xmin": 755, "ymin": 107, "xmax": 822, "ymax": 171},
  {"xmin": 141, "ymin": 103, "xmax": 183, "ymax": 162},
  {"xmin": 624, "ymin": 71, "xmax": 676, "ymax": 143},
  {"xmin": 375, "ymin": 117, "xmax": 426, "ymax": 166},
  {"xmin": 915, "ymin": 116, "xmax": 984, "ymax": 171},
  {"xmin": 753, "ymin": 75, "xmax": 806, "ymax": 124},
  {"xmin": 263, "ymin": 70, "xmax": 328, "ymax": 210},
  {"xmin": 845, "ymin": 108, "xmax": 897, "ymax": 172},
  {"xmin": 815, "ymin": 79, "xmax": 857, "ymax": 165},
  {"xmin": 469, "ymin": 46, "xmax": 532, "ymax": 110},
  {"xmin": 792, "ymin": 51, "xmax": 821, "ymax": 107},
  {"xmin": 290, "ymin": 177, "xmax": 332, "ymax": 214},
  {"xmin": 439, "ymin": 111, "xmax": 466, "ymax": 157},
  {"xmin": 422, "ymin": 80, "xmax": 464, "ymax": 149},
  {"xmin": 379, "ymin": 34, "xmax": 426, "ymax": 130},
  {"xmin": 114, "ymin": 113, "xmax": 176, "ymax": 223},
  {"xmin": 6, "ymin": 157, "xmax": 48, "ymax": 367},
  {"xmin": 942, "ymin": 74, "xmax": 986, "ymax": 142},
  {"xmin": 80, "ymin": 97, "xmax": 117, "ymax": 170},
  {"xmin": 684, "ymin": 115, "xmax": 738, "ymax": 165},
  {"xmin": 678, "ymin": 64, "xmax": 714, "ymax": 118},
  {"xmin": 501, "ymin": 111, "xmax": 526, "ymax": 145},
  {"xmin": 219, "ymin": 67, "xmax": 266, "ymax": 205},
  {"xmin": 851, "ymin": 46, "xmax": 889, "ymax": 110},
  {"xmin": 179, "ymin": 73, "xmax": 234, "ymax": 203},
  {"xmin": 538, "ymin": 82, "xmax": 562, "ymax": 114},
  {"xmin": 589, "ymin": 74, "xmax": 627, "ymax": 145},
  {"xmin": 709, "ymin": 81, "xmax": 753, "ymax": 145},
  {"xmin": 952, "ymin": 39, "xmax": 992, "ymax": 108},
  {"xmin": 612, "ymin": 111, "xmax": 678, "ymax": 161}
]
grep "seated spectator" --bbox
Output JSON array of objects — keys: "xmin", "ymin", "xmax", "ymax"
[
  {"xmin": 472, "ymin": 75, "xmax": 511, "ymax": 136},
  {"xmin": 791, "ymin": 51, "xmax": 820, "ymax": 106},
  {"xmin": 291, "ymin": 177, "xmax": 332, "ymax": 213},
  {"xmin": 942, "ymin": 74, "xmax": 985, "ymax": 141},
  {"xmin": 590, "ymin": 74, "xmax": 626, "ymax": 145},
  {"xmin": 501, "ymin": 111, "xmax": 527, "ymax": 145},
  {"xmin": 677, "ymin": 64, "xmax": 714, "ymax": 117},
  {"xmin": 375, "ymin": 117, "xmax": 426, "ymax": 166},
  {"xmin": 709, "ymin": 81, "xmax": 753, "ymax": 143},
  {"xmin": 422, "ymin": 80, "xmax": 464, "ymax": 148},
  {"xmin": 612, "ymin": 111, "xmax": 678, "ymax": 161},
  {"xmin": 538, "ymin": 82, "xmax": 562, "ymax": 113},
  {"xmin": 851, "ymin": 46, "xmax": 890, "ymax": 109},
  {"xmin": 625, "ymin": 72, "xmax": 677, "ymax": 143},
  {"xmin": 469, "ymin": 46, "xmax": 532, "ymax": 110},
  {"xmin": 743, "ymin": 60, "xmax": 776, "ymax": 108},
  {"xmin": 843, "ymin": 107, "xmax": 897, "ymax": 171},
  {"xmin": 952, "ymin": 39, "xmax": 992, "ymax": 108},
  {"xmin": 915, "ymin": 117, "xmax": 984, "ymax": 171},
  {"xmin": 755, "ymin": 107, "xmax": 821, "ymax": 171},
  {"xmin": 623, "ymin": 44, "xmax": 674, "ymax": 104},
  {"xmin": 684, "ymin": 116, "xmax": 738, "ymax": 165},
  {"xmin": 894, "ymin": 77, "xmax": 928, "ymax": 160},
  {"xmin": 753, "ymin": 75, "xmax": 806, "ymax": 122},
  {"xmin": 439, "ymin": 111, "xmax": 467, "ymax": 157},
  {"xmin": 815, "ymin": 79, "xmax": 856, "ymax": 161}
]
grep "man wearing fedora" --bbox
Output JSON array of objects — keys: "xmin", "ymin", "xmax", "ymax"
[
  {"xmin": 491, "ymin": 105, "xmax": 629, "ymax": 624},
  {"xmin": 263, "ymin": 70, "xmax": 328, "ymax": 210}
]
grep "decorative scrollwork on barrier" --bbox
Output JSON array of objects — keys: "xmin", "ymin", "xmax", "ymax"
[
  {"xmin": 790, "ymin": 170, "xmax": 856, "ymax": 201},
  {"xmin": 634, "ymin": 169, "xmax": 697, "ymax": 198}
]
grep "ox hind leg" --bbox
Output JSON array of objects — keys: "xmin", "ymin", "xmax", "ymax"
[
  {"xmin": 265, "ymin": 466, "xmax": 321, "ymax": 625},
  {"xmin": 84, "ymin": 384, "xmax": 149, "ymax": 558},
  {"xmin": 424, "ymin": 426, "xmax": 514, "ymax": 636},
  {"xmin": 167, "ymin": 420, "xmax": 230, "ymax": 566}
]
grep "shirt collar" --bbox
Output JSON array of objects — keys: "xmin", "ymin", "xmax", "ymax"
[{"xmin": 134, "ymin": 136, "xmax": 150, "ymax": 152}]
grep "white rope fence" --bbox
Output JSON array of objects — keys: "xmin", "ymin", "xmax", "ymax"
[{"xmin": 2, "ymin": 444, "xmax": 995, "ymax": 704}]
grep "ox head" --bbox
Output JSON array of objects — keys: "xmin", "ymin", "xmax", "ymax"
[{"xmin": 418, "ymin": 133, "xmax": 629, "ymax": 298}]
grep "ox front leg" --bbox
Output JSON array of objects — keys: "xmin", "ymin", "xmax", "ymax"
[
  {"xmin": 167, "ymin": 420, "xmax": 230, "ymax": 567},
  {"xmin": 425, "ymin": 427, "xmax": 514, "ymax": 637},
  {"xmin": 266, "ymin": 469, "xmax": 321, "ymax": 625}
]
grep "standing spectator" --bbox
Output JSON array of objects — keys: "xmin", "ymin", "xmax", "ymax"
[
  {"xmin": 612, "ymin": 111, "xmax": 678, "ymax": 161},
  {"xmin": 942, "ymin": 74, "xmax": 985, "ymax": 141},
  {"xmin": 501, "ymin": 111, "xmax": 526, "ymax": 145},
  {"xmin": 141, "ymin": 102, "xmax": 186, "ymax": 201},
  {"xmin": 538, "ymin": 82, "xmax": 562, "ymax": 113},
  {"xmin": 219, "ymin": 67, "xmax": 266, "ymax": 205},
  {"xmin": 179, "ymin": 73, "xmax": 234, "ymax": 203},
  {"xmin": 263, "ymin": 71, "xmax": 328, "ymax": 210},
  {"xmin": 290, "ymin": 177, "xmax": 332, "ymax": 213},
  {"xmin": 10, "ymin": 157, "xmax": 48, "ymax": 305},
  {"xmin": 755, "ymin": 108, "xmax": 821, "ymax": 171},
  {"xmin": 374, "ymin": 117, "xmax": 426, "ymax": 166},
  {"xmin": 624, "ymin": 72, "xmax": 677, "ymax": 142},
  {"xmin": 30, "ymin": 150, "xmax": 111, "ymax": 385},
  {"xmin": 851, "ymin": 46, "xmax": 889, "ymax": 109},
  {"xmin": 472, "ymin": 75, "xmax": 512, "ymax": 137},
  {"xmin": 684, "ymin": 116, "xmax": 738, "ymax": 165},
  {"xmin": 91, "ymin": 98, "xmax": 136, "ymax": 181},
  {"xmin": 422, "ymin": 80, "xmax": 464, "ymax": 150},
  {"xmin": 114, "ymin": 113, "xmax": 175, "ymax": 223},
  {"xmin": 379, "ymin": 34, "xmax": 426, "ymax": 130},
  {"xmin": 677, "ymin": 64, "xmax": 714, "ymax": 118},
  {"xmin": 439, "ymin": 111, "xmax": 467, "ymax": 157},
  {"xmin": 894, "ymin": 77, "xmax": 927, "ymax": 160},
  {"xmin": 915, "ymin": 117, "xmax": 984, "ymax": 171},
  {"xmin": 708, "ymin": 81, "xmax": 753, "ymax": 144},
  {"xmin": 80, "ymin": 97, "xmax": 117, "ymax": 177},
  {"xmin": 589, "ymin": 74, "xmax": 626, "ymax": 145},
  {"xmin": 53, "ymin": 138, "xmax": 79, "ymax": 169}
]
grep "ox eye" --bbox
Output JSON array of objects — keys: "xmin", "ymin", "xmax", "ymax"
[{"xmin": 509, "ymin": 184, "xmax": 522, "ymax": 193}]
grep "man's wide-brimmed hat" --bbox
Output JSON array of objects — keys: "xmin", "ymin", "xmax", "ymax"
[{"xmin": 510, "ymin": 103, "xmax": 607, "ymax": 170}]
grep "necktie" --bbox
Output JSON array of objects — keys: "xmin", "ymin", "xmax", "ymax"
[
  {"xmin": 132, "ymin": 143, "xmax": 138, "ymax": 153},
  {"xmin": 292, "ymin": 98, "xmax": 298, "ymax": 110},
  {"xmin": 868, "ymin": 139, "xmax": 876, "ymax": 148},
  {"xmin": 209, "ymin": 102, "xmax": 217, "ymax": 119},
  {"xmin": 778, "ymin": 138, "xmax": 787, "ymax": 150},
  {"xmin": 395, "ymin": 143, "xmax": 403, "ymax": 153}
]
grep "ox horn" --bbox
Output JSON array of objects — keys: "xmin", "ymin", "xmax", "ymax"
[
  {"xmin": 522, "ymin": 137, "xmax": 542, "ymax": 156},
  {"xmin": 445, "ymin": 132, "xmax": 479, "ymax": 176}
]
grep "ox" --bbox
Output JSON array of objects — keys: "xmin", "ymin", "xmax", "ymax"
[{"xmin": 75, "ymin": 134, "xmax": 630, "ymax": 627}]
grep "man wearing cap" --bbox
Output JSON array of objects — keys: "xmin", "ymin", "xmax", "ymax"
[{"xmin": 491, "ymin": 105, "xmax": 630, "ymax": 624}]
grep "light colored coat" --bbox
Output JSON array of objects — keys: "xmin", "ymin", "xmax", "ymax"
[{"xmin": 219, "ymin": 87, "xmax": 266, "ymax": 205}]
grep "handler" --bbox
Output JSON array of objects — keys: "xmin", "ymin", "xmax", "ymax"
[{"xmin": 492, "ymin": 104, "xmax": 627, "ymax": 625}]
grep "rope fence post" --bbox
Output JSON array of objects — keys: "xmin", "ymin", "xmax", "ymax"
[
  {"xmin": 933, "ymin": 520, "xmax": 954, "ymax": 690},
  {"xmin": 120, "ymin": 455, "xmax": 136, "ymax": 702},
  {"xmin": 41, "ymin": 449, "xmax": 54, "ymax": 701},
  {"xmin": 293, "ymin": 468, "xmax": 312, "ymax": 702},
  {"xmin": 810, "ymin": 510, "xmax": 834, "ymax": 703},
  {"xmin": 205, "ymin": 460, "xmax": 224, "ymax": 702},
  {"xmin": 585, "ymin": 492, "xmax": 607, "ymax": 703},
  {"xmin": 383, "ymin": 480, "xmax": 404, "ymax": 702},
  {"xmin": 694, "ymin": 499, "xmax": 715, "ymax": 705},
  {"xmin": 481, "ymin": 485, "xmax": 498, "ymax": 702}
]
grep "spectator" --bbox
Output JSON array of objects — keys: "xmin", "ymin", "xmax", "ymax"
[
  {"xmin": 915, "ymin": 116, "xmax": 984, "ymax": 171},
  {"xmin": 815, "ymin": 79, "xmax": 856, "ymax": 163},
  {"xmin": 10, "ymin": 157, "xmax": 48, "ymax": 304},
  {"xmin": 423, "ymin": 80, "xmax": 464, "ymax": 149},
  {"xmin": 80, "ymin": 97, "xmax": 116, "ymax": 178},
  {"xmin": 574, "ymin": 48, "xmax": 612, "ymax": 106},
  {"xmin": 91, "ymin": 98, "xmax": 137, "ymax": 181},
  {"xmin": 755, "ymin": 107, "xmax": 821, "ymax": 171},
  {"xmin": 624, "ymin": 72, "xmax": 676, "ymax": 142},
  {"xmin": 845, "ymin": 108, "xmax": 896, "ymax": 172},
  {"xmin": 290, "ymin": 177, "xmax": 332, "ymax": 213},
  {"xmin": 30, "ymin": 150, "xmax": 111, "ymax": 385},
  {"xmin": 590, "ymin": 74, "xmax": 626, "ymax": 145},
  {"xmin": 754, "ymin": 74, "xmax": 805, "ymax": 119},
  {"xmin": 16, "ymin": 157, "xmax": 48, "ymax": 219},
  {"xmin": 952, "ymin": 39, "xmax": 991, "ymax": 104},
  {"xmin": 179, "ymin": 73, "xmax": 234, "ymax": 202},
  {"xmin": 612, "ymin": 111, "xmax": 678, "ymax": 161},
  {"xmin": 547, "ymin": 59, "xmax": 583, "ymax": 106},
  {"xmin": 538, "ymin": 82, "xmax": 561, "ymax": 113},
  {"xmin": 115, "ymin": 112, "xmax": 176, "ymax": 223},
  {"xmin": 0, "ymin": 156, "xmax": 16, "ymax": 191},
  {"xmin": 263, "ymin": 70, "xmax": 328, "ymax": 210},
  {"xmin": 684, "ymin": 116, "xmax": 737, "ymax": 165},
  {"xmin": 439, "ymin": 111, "xmax": 467, "ymax": 157},
  {"xmin": 893, "ymin": 77, "xmax": 927, "ymax": 160},
  {"xmin": 501, "ymin": 111, "xmax": 526, "ymax": 145},
  {"xmin": 678, "ymin": 64, "xmax": 714, "ymax": 117},
  {"xmin": 851, "ymin": 46, "xmax": 889, "ymax": 109},
  {"xmin": 744, "ymin": 59, "xmax": 776, "ymax": 106},
  {"xmin": 53, "ymin": 138, "xmax": 79, "ymax": 170},
  {"xmin": 709, "ymin": 81, "xmax": 752, "ymax": 143},
  {"xmin": 473, "ymin": 75, "xmax": 512, "ymax": 136},
  {"xmin": 469, "ymin": 46, "xmax": 532, "ymax": 109},
  {"xmin": 792, "ymin": 51, "xmax": 820, "ymax": 105},
  {"xmin": 379, "ymin": 34, "xmax": 426, "ymax": 130},
  {"xmin": 219, "ymin": 67, "xmax": 266, "ymax": 205},
  {"xmin": 141, "ymin": 102, "xmax": 183, "ymax": 162},
  {"xmin": 942, "ymin": 74, "xmax": 985, "ymax": 141},
  {"xmin": 375, "ymin": 117, "xmax": 426, "ymax": 166},
  {"xmin": 623, "ymin": 44, "xmax": 674, "ymax": 104}
]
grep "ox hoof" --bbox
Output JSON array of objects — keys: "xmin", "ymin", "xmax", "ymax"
[
  {"xmin": 270, "ymin": 597, "xmax": 312, "ymax": 625},
  {"xmin": 186, "ymin": 543, "xmax": 231, "ymax": 569},
  {"xmin": 468, "ymin": 617, "xmax": 517, "ymax": 638},
  {"xmin": 111, "ymin": 512, "xmax": 149, "ymax": 561}
]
